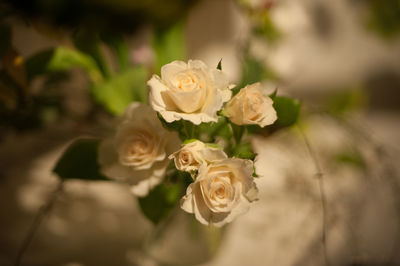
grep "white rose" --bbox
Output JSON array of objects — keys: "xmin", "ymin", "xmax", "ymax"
[
  {"xmin": 98, "ymin": 102, "xmax": 180, "ymax": 197},
  {"xmin": 180, "ymin": 158, "xmax": 258, "ymax": 227},
  {"xmin": 225, "ymin": 82, "xmax": 277, "ymax": 127},
  {"xmin": 148, "ymin": 60, "xmax": 235, "ymax": 125},
  {"xmin": 169, "ymin": 140, "xmax": 227, "ymax": 172}
]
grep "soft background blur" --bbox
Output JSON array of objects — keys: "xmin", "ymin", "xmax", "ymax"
[{"xmin": 1, "ymin": 0, "xmax": 400, "ymax": 265}]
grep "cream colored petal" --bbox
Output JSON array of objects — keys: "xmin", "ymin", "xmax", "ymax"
[
  {"xmin": 167, "ymin": 89, "xmax": 205, "ymax": 113},
  {"xmin": 211, "ymin": 196, "xmax": 251, "ymax": 227},
  {"xmin": 187, "ymin": 59, "xmax": 208, "ymax": 70},
  {"xmin": 130, "ymin": 175, "xmax": 163, "ymax": 197},
  {"xmin": 148, "ymin": 75, "xmax": 174, "ymax": 111},
  {"xmin": 161, "ymin": 60, "xmax": 187, "ymax": 82},
  {"xmin": 210, "ymin": 69, "xmax": 230, "ymax": 91},
  {"xmin": 158, "ymin": 109, "xmax": 217, "ymax": 125},
  {"xmin": 192, "ymin": 182, "xmax": 212, "ymax": 225},
  {"xmin": 98, "ymin": 138, "xmax": 118, "ymax": 166},
  {"xmin": 245, "ymin": 183, "xmax": 259, "ymax": 202},
  {"xmin": 258, "ymin": 100, "xmax": 277, "ymax": 127},
  {"xmin": 199, "ymin": 148, "xmax": 227, "ymax": 163},
  {"xmin": 100, "ymin": 161, "xmax": 135, "ymax": 183},
  {"xmin": 180, "ymin": 183, "xmax": 195, "ymax": 213}
]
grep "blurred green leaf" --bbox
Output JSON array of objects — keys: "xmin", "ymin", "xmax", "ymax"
[
  {"xmin": 25, "ymin": 47, "xmax": 102, "ymax": 82},
  {"xmin": 231, "ymin": 123, "xmax": 244, "ymax": 144},
  {"xmin": 326, "ymin": 89, "xmax": 366, "ymax": 116},
  {"xmin": 237, "ymin": 56, "xmax": 278, "ymax": 94},
  {"xmin": 91, "ymin": 65, "xmax": 148, "ymax": 115},
  {"xmin": 73, "ymin": 30, "xmax": 110, "ymax": 77},
  {"xmin": 272, "ymin": 96, "xmax": 301, "ymax": 128},
  {"xmin": 198, "ymin": 117, "xmax": 233, "ymax": 142},
  {"xmin": 334, "ymin": 150, "xmax": 365, "ymax": 169},
  {"xmin": 53, "ymin": 138, "xmax": 109, "ymax": 181},
  {"xmin": 366, "ymin": 0, "xmax": 400, "ymax": 38},
  {"xmin": 0, "ymin": 23, "xmax": 11, "ymax": 58},
  {"xmin": 232, "ymin": 142, "xmax": 256, "ymax": 160},
  {"xmin": 138, "ymin": 183, "xmax": 182, "ymax": 224},
  {"xmin": 101, "ymin": 32, "xmax": 130, "ymax": 71},
  {"xmin": 254, "ymin": 12, "xmax": 281, "ymax": 42},
  {"xmin": 153, "ymin": 22, "xmax": 186, "ymax": 74}
]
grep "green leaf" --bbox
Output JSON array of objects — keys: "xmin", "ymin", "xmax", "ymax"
[
  {"xmin": 53, "ymin": 138, "xmax": 109, "ymax": 181},
  {"xmin": 91, "ymin": 66, "xmax": 147, "ymax": 115},
  {"xmin": 183, "ymin": 138, "xmax": 198, "ymax": 145},
  {"xmin": 254, "ymin": 12, "xmax": 281, "ymax": 42},
  {"xmin": 138, "ymin": 183, "xmax": 182, "ymax": 224},
  {"xmin": 217, "ymin": 59, "xmax": 222, "ymax": 70},
  {"xmin": 73, "ymin": 30, "xmax": 110, "ymax": 78},
  {"xmin": 269, "ymin": 88, "xmax": 278, "ymax": 99},
  {"xmin": 366, "ymin": 0, "xmax": 400, "ymax": 38},
  {"xmin": 158, "ymin": 113, "xmax": 184, "ymax": 134},
  {"xmin": 232, "ymin": 142, "xmax": 256, "ymax": 160},
  {"xmin": 0, "ymin": 23, "xmax": 11, "ymax": 58},
  {"xmin": 231, "ymin": 123, "xmax": 245, "ymax": 144},
  {"xmin": 198, "ymin": 117, "xmax": 233, "ymax": 142},
  {"xmin": 153, "ymin": 22, "xmax": 186, "ymax": 74},
  {"xmin": 236, "ymin": 56, "xmax": 278, "ymax": 95},
  {"xmin": 326, "ymin": 89, "xmax": 366, "ymax": 116},
  {"xmin": 273, "ymin": 96, "xmax": 301, "ymax": 127},
  {"xmin": 101, "ymin": 32, "xmax": 130, "ymax": 71},
  {"xmin": 25, "ymin": 47, "xmax": 102, "ymax": 82}
]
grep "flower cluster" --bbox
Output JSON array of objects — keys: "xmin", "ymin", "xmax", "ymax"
[{"xmin": 98, "ymin": 59, "xmax": 277, "ymax": 226}]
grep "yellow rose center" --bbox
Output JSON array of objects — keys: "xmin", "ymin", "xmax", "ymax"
[{"xmin": 118, "ymin": 129, "xmax": 159, "ymax": 168}]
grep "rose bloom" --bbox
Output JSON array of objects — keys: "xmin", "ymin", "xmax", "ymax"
[
  {"xmin": 148, "ymin": 60, "xmax": 234, "ymax": 125},
  {"xmin": 180, "ymin": 158, "xmax": 258, "ymax": 227},
  {"xmin": 169, "ymin": 140, "xmax": 227, "ymax": 172},
  {"xmin": 225, "ymin": 82, "xmax": 277, "ymax": 127},
  {"xmin": 98, "ymin": 102, "xmax": 180, "ymax": 196}
]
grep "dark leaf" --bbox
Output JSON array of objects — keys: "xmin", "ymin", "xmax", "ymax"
[
  {"xmin": 73, "ymin": 30, "xmax": 110, "ymax": 78},
  {"xmin": 273, "ymin": 96, "xmax": 301, "ymax": 128},
  {"xmin": 217, "ymin": 58, "xmax": 222, "ymax": 70},
  {"xmin": 0, "ymin": 23, "xmax": 11, "ymax": 59},
  {"xmin": 138, "ymin": 183, "xmax": 182, "ymax": 224},
  {"xmin": 53, "ymin": 138, "xmax": 109, "ymax": 181}
]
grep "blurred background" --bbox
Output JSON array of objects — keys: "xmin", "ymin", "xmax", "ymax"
[{"xmin": 0, "ymin": 0, "xmax": 400, "ymax": 265}]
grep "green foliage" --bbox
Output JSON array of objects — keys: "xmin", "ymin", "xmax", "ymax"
[
  {"xmin": 91, "ymin": 66, "xmax": 148, "ymax": 115},
  {"xmin": 254, "ymin": 12, "xmax": 281, "ymax": 42},
  {"xmin": 366, "ymin": 0, "xmax": 400, "ymax": 38},
  {"xmin": 231, "ymin": 123, "xmax": 245, "ymax": 144},
  {"xmin": 232, "ymin": 142, "xmax": 256, "ymax": 160},
  {"xmin": 198, "ymin": 117, "xmax": 233, "ymax": 142},
  {"xmin": 153, "ymin": 22, "xmax": 186, "ymax": 74},
  {"xmin": 0, "ymin": 23, "xmax": 11, "ymax": 58},
  {"xmin": 236, "ymin": 56, "xmax": 278, "ymax": 94},
  {"xmin": 138, "ymin": 183, "xmax": 182, "ymax": 224},
  {"xmin": 73, "ymin": 30, "xmax": 110, "ymax": 77},
  {"xmin": 217, "ymin": 59, "xmax": 222, "ymax": 70},
  {"xmin": 326, "ymin": 89, "xmax": 366, "ymax": 116},
  {"xmin": 183, "ymin": 138, "xmax": 198, "ymax": 145},
  {"xmin": 53, "ymin": 138, "xmax": 109, "ymax": 181},
  {"xmin": 101, "ymin": 32, "xmax": 129, "ymax": 71},
  {"xmin": 25, "ymin": 47, "xmax": 102, "ymax": 82},
  {"xmin": 272, "ymin": 96, "xmax": 301, "ymax": 128}
]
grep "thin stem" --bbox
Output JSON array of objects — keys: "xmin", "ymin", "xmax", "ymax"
[
  {"xmin": 297, "ymin": 125, "xmax": 330, "ymax": 266},
  {"xmin": 14, "ymin": 179, "xmax": 64, "ymax": 266}
]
